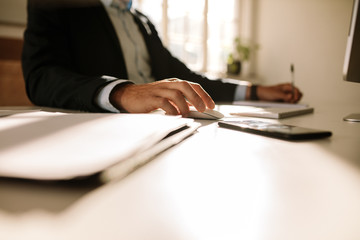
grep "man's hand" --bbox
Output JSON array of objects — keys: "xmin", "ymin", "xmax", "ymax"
[
  {"xmin": 256, "ymin": 83, "xmax": 303, "ymax": 103},
  {"xmin": 110, "ymin": 78, "xmax": 215, "ymax": 116}
]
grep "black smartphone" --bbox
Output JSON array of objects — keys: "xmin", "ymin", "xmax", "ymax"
[{"xmin": 218, "ymin": 120, "xmax": 332, "ymax": 140}]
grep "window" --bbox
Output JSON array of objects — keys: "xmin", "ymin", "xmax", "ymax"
[{"xmin": 134, "ymin": 0, "xmax": 244, "ymax": 76}]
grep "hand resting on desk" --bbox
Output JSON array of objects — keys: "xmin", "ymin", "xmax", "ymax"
[{"xmin": 110, "ymin": 79, "xmax": 216, "ymax": 117}]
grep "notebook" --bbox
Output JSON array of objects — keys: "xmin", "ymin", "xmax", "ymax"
[
  {"xmin": 0, "ymin": 111, "xmax": 200, "ymax": 181},
  {"xmin": 220, "ymin": 101, "xmax": 314, "ymax": 119}
]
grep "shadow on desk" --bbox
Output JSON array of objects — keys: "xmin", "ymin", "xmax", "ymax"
[{"xmin": 0, "ymin": 175, "xmax": 102, "ymax": 213}]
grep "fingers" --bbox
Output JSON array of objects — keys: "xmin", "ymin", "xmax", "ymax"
[
  {"xmin": 152, "ymin": 97, "xmax": 180, "ymax": 115},
  {"xmin": 161, "ymin": 79, "xmax": 215, "ymax": 112},
  {"xmin": 154, "ymin": 87, "xmax": 191, "ymax": 115},
  {"xmin": 294, "ymin": 87, "xmax": 303, "ymax": 103},
  {"xmin": 163, "ymin": 80, "xmax": 205, "ymax": 112},
  {"xmin": 191, "ymin": 84, "xmax": 216, "ymax": 109},
  {"xmin": 112, "ymin": 78, "xmax": 216, "ymax": 116},
  {"xmin": 278, "ymin": 83, "xmax": 303, "ymax": 103}
]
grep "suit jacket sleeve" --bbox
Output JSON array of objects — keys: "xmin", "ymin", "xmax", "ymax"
[{"xmin": 22, "ymin": 2, "xmax": 111, "ymax": 112}]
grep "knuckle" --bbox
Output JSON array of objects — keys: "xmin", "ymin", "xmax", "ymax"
[
  {"xmin": 158, "ymin": 98, "xmax": 169, "ymax": 106},
  {"xmin": 172, "ymin": 90, "xmax": 184, "ymax": 99},
  {"xmin": 192, "ymin": 82, "xmax": 201, "ymax": 87},
  {"xmin": 179, "ymin": 80, "xmax": 191, "ymax": 88}
]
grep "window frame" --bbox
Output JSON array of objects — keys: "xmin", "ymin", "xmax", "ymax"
[{"xmin": 136, "ymin": 0, "xmax": 257, "ymax": 77}]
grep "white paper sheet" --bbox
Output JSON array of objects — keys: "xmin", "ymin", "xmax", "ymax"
[{"xmin": 0, "ymin": 112, "xmax": 197, "ymax": 180}]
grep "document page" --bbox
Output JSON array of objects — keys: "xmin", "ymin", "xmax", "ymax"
[{"xmin": 0, "ymin": 112, "xmax": 197, "ymax": 180}]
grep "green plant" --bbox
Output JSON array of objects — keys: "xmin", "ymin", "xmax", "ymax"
[
  {"xmin": 232, "ymin": 37, "xmax": 251, "ymax": 62},
  {"xmin": 235, "ymin": 37, "xmax": 251, "ymax": 61},
  {"xmin": 226, "ymin": 37, "xmax": 257, "ymax": 75}
]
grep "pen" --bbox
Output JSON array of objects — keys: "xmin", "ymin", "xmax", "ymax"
[{"xmin": 290, "ymin": 63, "xmax": 295, "ymax": 99}]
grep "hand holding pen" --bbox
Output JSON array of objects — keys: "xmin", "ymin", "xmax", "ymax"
[
  {"xmin": 253, "ymin": 63, "xmax": 302, "ymax": 103},
  {"xmin": 245, "ymin": 63, "xmax": 303, "ymax": 103},
  {"xmin": 255, "ymin": 83, "xmax": 303, "ymax": 103}
]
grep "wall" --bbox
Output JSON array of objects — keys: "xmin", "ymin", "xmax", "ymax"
[
  {"xmin": 0, "ymin": 0, "xmax": 27, "ymax": 25},
  {"xmin": 0, "ymin": 0, "xmax": 26, "ymax": 38},
  {"xmin": 255, "ymin": 0, "xmax": 360, "ymax": 106}
]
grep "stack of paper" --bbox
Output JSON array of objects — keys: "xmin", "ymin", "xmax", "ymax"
[{"xmin": 0, "ymin": 111, "xmax": 199, "ymax": 181}]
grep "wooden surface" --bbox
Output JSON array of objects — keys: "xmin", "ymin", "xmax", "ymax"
[{"xmin": 0, "ymin": 37, "xmax": 32, "ymax": 106}]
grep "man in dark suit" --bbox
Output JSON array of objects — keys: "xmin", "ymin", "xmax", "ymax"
[{"xmin": 22, "ymin": 0, "xmax": 302, "ymax": 116}]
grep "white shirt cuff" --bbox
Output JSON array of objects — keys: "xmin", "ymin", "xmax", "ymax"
[{"xmin": 95, "ymin": 77, "xmax": 131, "ymax": 112}]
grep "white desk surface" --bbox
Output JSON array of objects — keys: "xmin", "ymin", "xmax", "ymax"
[{"xmin": 1, "ymin": 103, "xmax": 360, "ymax": 240}]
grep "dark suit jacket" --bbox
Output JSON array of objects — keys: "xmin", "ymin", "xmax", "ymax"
[{"xmin": 22, "ymin": 0, "xmax": 237, "ymax": 112}]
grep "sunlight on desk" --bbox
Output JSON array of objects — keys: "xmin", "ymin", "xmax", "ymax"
[{"xmin": 1, "ymin": 103, "xmax": 360, "ymax": 240}]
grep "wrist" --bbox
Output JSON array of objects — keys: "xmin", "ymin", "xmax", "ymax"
[
  {"xmin": 109, "ymin": 82, "xmax": 134, "ymax": 111},
  {"xmin": 249, "ymin": 84, "xmax": 259, "ymax": 100}
]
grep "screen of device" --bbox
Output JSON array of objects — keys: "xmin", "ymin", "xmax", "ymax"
[
  {"xmin": 343, "ymin": 0, "xmax": 360, "ymax": 122},
  {"xmin": 343, "ymin": 0, "xmax": 360, "ymax": 83}
]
